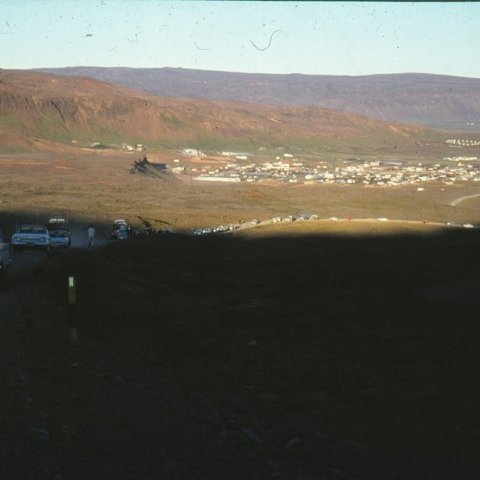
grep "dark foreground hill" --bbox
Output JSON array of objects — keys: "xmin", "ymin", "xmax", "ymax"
[
  {"xmin": 1, "ymin": 226, "xmax": 480, "ymax": 479},
  {"xmin": 0, "ymin": 69, "xmax": 444, "ymax": 154},
  {"xmin": 37, "ymin": 67, "xmax": 480, "ymax": 130}
]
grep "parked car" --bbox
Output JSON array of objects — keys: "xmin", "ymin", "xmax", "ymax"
[
  {"xmin": 46, "ymin": 216, "xmax": 68, "ymax": 228},
  {"xmin": 11, "ymin": 225, "xmax": 50, "ymax": 253},
  {"xmin": 46, "ymin": 216, "xmax": 71, "ymax": 247},
  {"xmin": 48, "ymin": 228, "xmax": 71, "ymax": 248},
  {"xmin": 111, "ymin": 219, "xmax": 130, "ymax": 240},
  {"xmin": 0, "ymin": 228, "xmax": 12, "ymax": 277}
]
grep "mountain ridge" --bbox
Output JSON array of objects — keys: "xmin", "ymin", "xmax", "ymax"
[
  {"xmin": 34, "ymin": 67, "xmax": 480, "ymax": 128},
  {"xmin": 0, "ymin": 69, "xmax": 444, "ymax": 154}
]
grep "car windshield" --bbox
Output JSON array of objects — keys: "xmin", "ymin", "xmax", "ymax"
[
  {"xmin": 19, "ymin": 226, "xmax": 46, "ymax": 234},
  {"xmin": 50, "ymin": 230, "xmax": 68, "ymax": 237}
]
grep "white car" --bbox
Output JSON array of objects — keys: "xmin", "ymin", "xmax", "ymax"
[
  {"xmin": 11, "ymin": 225, "xmax": 50, "ymax": 252},
  {"xmin": 0, "ymin": 228, "xmax": 12, "ymax": 276}
]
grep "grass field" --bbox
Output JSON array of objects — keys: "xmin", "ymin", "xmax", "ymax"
[{"xmin": 1, "ymin": 149, "xmax": 480, "ymax": 234}]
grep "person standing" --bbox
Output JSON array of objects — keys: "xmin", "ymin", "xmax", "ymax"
[{"xmin": 87, "ymin": 225, "xmax": 96, "ymax": 247}]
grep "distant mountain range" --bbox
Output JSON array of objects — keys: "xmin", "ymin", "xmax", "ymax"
[
  {"xmin": 36, "ymin": 67, "xmax": 480, "ymax": 130},
  {"xmin": 0, "ymin": 69, "xmax": 444, "ymax": 154}
]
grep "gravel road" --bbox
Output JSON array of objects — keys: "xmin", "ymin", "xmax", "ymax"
[
  {"xmin": 449, "ymin": 192, "xmax": 480, "ymax": 206},
  {"xmin": 0, "ymin": 222, "xmax": 109, "ymax": 367}
]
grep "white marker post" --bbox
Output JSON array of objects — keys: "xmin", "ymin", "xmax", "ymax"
[
  {"xmin": 68, "ymin": 276, "xmax": 78, "ymax": 342},
  {"xmin": 68, "ymin": 276, "xmax": 76, "ymax": 305}
]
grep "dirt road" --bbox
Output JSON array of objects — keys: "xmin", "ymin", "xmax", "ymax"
[
  {"xmin": 0, "ymin": 223, "xmax": 109, "ymax": 380},
  {"xmin": 450, "ymin": 192, "xmax": 480, "ymax": 206}
]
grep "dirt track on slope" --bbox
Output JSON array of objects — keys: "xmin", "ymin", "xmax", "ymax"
[{"xmin": 450, "ymin": 192, "xmax": 480, "ymax": 206}]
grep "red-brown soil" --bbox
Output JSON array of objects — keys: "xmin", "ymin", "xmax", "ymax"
[{"xmin": 0, "ymin": 70, "xmax": 444, "ymax": 154}]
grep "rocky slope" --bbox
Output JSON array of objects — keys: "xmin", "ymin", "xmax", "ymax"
[
  {"xmin": 36, "ymin": 67, "xmax": 480, "ymax": 128},
  {"xmin": 0, "ymin": 69, "xmax": 442, "ymax": 152}
]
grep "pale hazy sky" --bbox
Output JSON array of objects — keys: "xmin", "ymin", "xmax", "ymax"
[{"xmin": 1, "ymin": 1, "xmax": 479, "ymax": 77}]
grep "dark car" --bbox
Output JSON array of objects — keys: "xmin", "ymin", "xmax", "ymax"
[
  {"xmin": 46, "ymin": 217, "xmax": 71, "ymax": 247},
  {"xmin": 111, "ymin": 219, "xmax": 130, "ymax": 240},
  {"xmin": 48, "ymin": 228, "xmax": 71, "ymax": 248}
]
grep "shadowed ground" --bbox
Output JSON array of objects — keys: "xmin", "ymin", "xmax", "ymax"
[{"xmin": 1, "ymin": 224, "xmax": 479, "ymax": 479}]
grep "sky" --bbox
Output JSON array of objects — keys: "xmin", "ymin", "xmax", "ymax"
[{"xmin": 1, "ymin": 1, "xmax": 479, "ymax": 77}]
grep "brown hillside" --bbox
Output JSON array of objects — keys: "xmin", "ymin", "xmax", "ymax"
[
  {"xmin": 37, "ymin": 67, "xmax": 480, "ymax": 130},
  {"xmin": 0, "ymin": 70, "xmax": 442, "ymax": 152}
]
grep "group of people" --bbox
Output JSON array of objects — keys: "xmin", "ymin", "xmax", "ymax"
[
  {"xmin": 86, "ymin": 222, "xmax": 162, "ymax": 247},
  {"xmin": 86, "ymin": 222, "xmax": 130, "ymax": 247}
]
